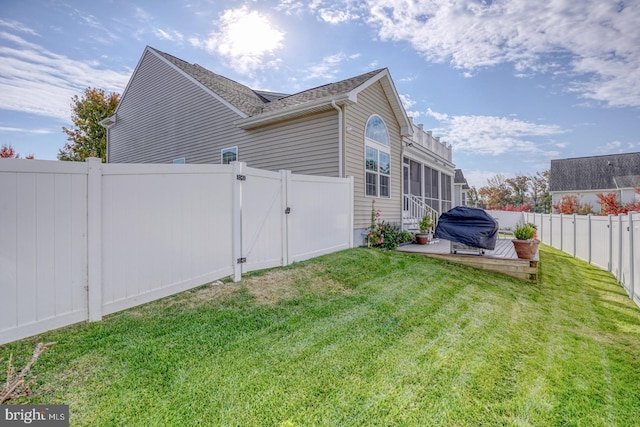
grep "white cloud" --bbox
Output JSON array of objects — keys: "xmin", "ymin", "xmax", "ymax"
[
  {"xmin": 364, "ymin": 0, "xmax": 640, "ymax": 107},
  {"xmin": 153, "ymin": 28, "xmax": 184, "ymax": 42},
  {"xmin": 0, "ymin": 126, "xmax": 53, "ymax": 134},
  {"xmin": 191, "ymin": 6, "xmax": 284, "ymax": 75},
  {"xmin": 426, "ymin": 108, "xmax": 565, "ymax": 156},
  {"xmin": 0, "ymin": 32, "xmax": 131, "ymax": 122},
  {"xmin": 317, "ymin": 7, "xmax": 360, "ymax": 24},
  {"xmin": 303, "ymin": 53, "xmax": 346, "ymax": 80},
  {"xmin": 0, "ymin": 19, "xmax": 39, "ymax": 36}
]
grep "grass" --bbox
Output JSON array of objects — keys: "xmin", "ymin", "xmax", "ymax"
[{"xmin": 2, "ymin": 245, "xmax": 640, "ymax": 426}]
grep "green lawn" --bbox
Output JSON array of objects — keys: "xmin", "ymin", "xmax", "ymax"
[{"xmin": 2, "ymin": 245, "xmax": 640, "ymax": 426}]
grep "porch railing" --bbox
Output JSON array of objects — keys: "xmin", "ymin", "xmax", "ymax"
[{"xmin": 403, "ymin": 194, "xmax": 438, "ymax": 231}]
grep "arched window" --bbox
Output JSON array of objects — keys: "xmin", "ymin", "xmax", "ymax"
[
  {"xmin": 365, "ymin": 115, "xmax": 389, "ymax": 146},
  {"xmin": 364, "ymin": 115, "xmax": 391, "ymax": 197}
]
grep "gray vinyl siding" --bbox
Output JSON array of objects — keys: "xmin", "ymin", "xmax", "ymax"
[
  {"xmin": 344, "ymin": 81, "xmax": 403, "ymax": 229},
  {"xmin": 108, "ymin": 50, "xmax": 246, "ymax": 164},
  {"xmin": 241, "ymin": 110, "xmax": 339, "ymax": 176},
  {"xmin": 109, "ymin": 50, "xmax": 339, "ymax": 176}
]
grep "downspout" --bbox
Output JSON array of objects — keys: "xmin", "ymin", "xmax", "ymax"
[{"xmin": 331, "ymin": 100, "xmax": 343, "ymax": 177}]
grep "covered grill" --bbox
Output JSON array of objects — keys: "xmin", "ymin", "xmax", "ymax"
[{"xmin": 434, "ymin": 207, "xmax": 499, "ymax": 254}]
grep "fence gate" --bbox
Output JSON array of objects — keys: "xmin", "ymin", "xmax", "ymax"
[{"xmin": 239, "ymin": 166, "xmax": 287, "ymax": 274}]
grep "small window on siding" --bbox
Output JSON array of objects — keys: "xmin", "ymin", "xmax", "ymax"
[
  {"xmin": 173, "ymin": 157, "xmax": 185, "ymax": 164},
  {"xmin": 221, "ymin": 146, "xmax": 238, "ymax": 164}
]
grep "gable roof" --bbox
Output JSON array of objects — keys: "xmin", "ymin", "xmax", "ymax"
[
  {"xmin": 126, "ymin": 47, "xmax": 411, "ymax": 135},
  {"xmin": 149, "ymin": 47, "xmax": 267, "ymax": 116},
  {"xmin": 550, "ymin": 152, "xmax": 640, "ymax": 192},
  {"xmin": 454, "ymin": 169, "xmax": 470, "ymax": 190},
  {"xmin": 237, "ymin": 67, "xmax": 412, "ymax": 134}
]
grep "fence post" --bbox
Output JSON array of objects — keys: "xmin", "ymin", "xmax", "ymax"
[
  {"xmin": 587, "ymin": 214, "xmax": 592, "ymax": 264},
  {"xmin": 617, "ymin": 214, "xmax": 623, "ymax": 281},
  {"xmin": 559, "ymin": 214, "xmax": 564, "ymax": 252},
  {"xmin": 608, "ymin": 214, "xmax": 613, "ymax": 272},
  {"xmin": 280, "ymin": 169, "xmax": 291, "ymax": 266},
  {"xmin": 87, "ymin": 158, "xmax": 103, "ymax": 322},
  {"xmin": 571, "ymin": 214, "xmax": 575, "ymax": 257},
  {"xmin": 232, "ymin": 162, "xmax": 244, "ymax": 282},
  {"xmin": 628, "ymin": 212, "xmax": 635, "ymax": 301},
  {"xmin": 348, "ymin": 176, "xmax": 354, "ymax": 248},
  {"xmin": 549, "ymin": 214, "xmax": 553, "ymax": 247}
]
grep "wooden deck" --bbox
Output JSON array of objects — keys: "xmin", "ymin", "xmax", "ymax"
[{"xmin": 396, "ymin": 238, "xmax": 539, "ymax": 282}]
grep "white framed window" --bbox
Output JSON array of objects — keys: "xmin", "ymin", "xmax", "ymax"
[
  {"xmin": 221, "ymin": 146, "xmax": 238, "ymax": 164},
  {"xmin": 364, "ymin": 115, "xmax": 390, "ymax": 198},
  {"xmin": 173, "ymin": 157, "xmax": 185, "ymax": 164}
]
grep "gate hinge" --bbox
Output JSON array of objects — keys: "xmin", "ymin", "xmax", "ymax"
[
  {"xmin": 236, "ymin": 174, "xmax": 246, "ymax": 181},
  {"xmin": 237, "ymin": 257, "xmax": 247, "ymax": 264},
  {"xmin": 285, "ymin": 207, "xmax": 291, "ymax": 214}
]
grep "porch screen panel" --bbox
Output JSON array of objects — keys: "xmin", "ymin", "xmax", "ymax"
[
  {"xmin": 424, "ymin": 167, "xmax": 440, "ymax": 211},
  {"xmin": 410, "ymin": 160, "xmax": 421, "ymax": 196},
  {"xmin": 441, "ymin": 174, "xmax": 452, "ymax": 212}
]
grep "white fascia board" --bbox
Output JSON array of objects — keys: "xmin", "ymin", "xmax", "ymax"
[
  {"xmin": 349, "ymin": 68, "xmax": 412, "ymax": 136},
  {"xmin": 403, "ymin": 147, "xmax": 455, "ymax": 170},
  {"xmin": 235, "ymin": 94, "xmax": 350, "ymax": 129},
  {"xmin": 99, "ymin": 114, "xmax": 116, "ymax": 128}
]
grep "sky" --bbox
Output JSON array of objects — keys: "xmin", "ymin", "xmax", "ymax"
[{"xmin": 1, "ymin": 0, "xmax": 639, "ymax": 189}]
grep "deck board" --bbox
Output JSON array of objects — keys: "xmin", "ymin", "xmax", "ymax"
[{"xmin": 396, "ymin": 238, "xmax": 539, "ymax": 282}]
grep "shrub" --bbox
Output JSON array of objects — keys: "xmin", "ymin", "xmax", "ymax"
[{"xmin": 513, "ymin": 223, "xmax": 535, "ymax": 240}]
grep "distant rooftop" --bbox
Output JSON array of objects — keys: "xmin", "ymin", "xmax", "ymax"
[{"xmin": 550, "ymin": 152, "xmax": 640, "ymax": 192}]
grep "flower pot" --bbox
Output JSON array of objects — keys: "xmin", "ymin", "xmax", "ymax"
[
  {"xmin": 416, "ymin": 233, "xmax": 429, "ymax": 245},
  {"xmin": 512, "ymin": 239, "xmax": 540, "ymax": 260}
]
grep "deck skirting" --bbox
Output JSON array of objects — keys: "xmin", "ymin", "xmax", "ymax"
[{"xmin": 397, "ymin": 239, "xmax": 539, "ymax": 282}]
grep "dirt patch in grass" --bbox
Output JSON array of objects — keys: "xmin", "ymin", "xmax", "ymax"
[
  {"xmin": 242, "ymin": 264, "xmax": 351, "ymax": 305},
  {"xmin": 173, "ymin": 264, "xmax": 351, "ymax": 308}
]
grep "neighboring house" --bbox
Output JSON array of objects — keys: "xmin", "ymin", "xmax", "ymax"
[
  {"xmin": 104, "ymin": 46, "xmax": 454, "ymax": 244},
  {"xmin": 453, "ymin": 169, "xmax": 470, "ymax": 207},
  {"xmin": 550, "ymin": 152, "xmax": 640, "ymax": 212}
]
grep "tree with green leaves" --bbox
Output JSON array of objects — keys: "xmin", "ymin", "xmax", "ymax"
[
  {"xmin": 466, "ymin": 186, "xmax": 482, "ymax": 208},
  {"xmin": 58, "ymin": 88, "xmax": 120, "ymax": 162},
  {"xmin": 505, "ymin": 175, "xmax": 530, "ymax": 206},
  {"xmin": 530, "ymin": 170, "xmax": 551, "ymax": 213},
  {"xmin": 479, "ymin": 174, "xmax": 513, "ymax": 209}
]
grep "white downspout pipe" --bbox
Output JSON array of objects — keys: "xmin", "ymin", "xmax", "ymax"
[{"xmin": 331, "ymin": 100, "xmax": 343, "ymax": 177}]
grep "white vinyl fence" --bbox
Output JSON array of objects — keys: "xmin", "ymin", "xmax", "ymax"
[
  {"xmin": 487, "ymin": 210, "xmax": 639, "ymax": 308},
  {"xmin": 1, "ymin": 159, "xmax": 353, "ymax": 344}
]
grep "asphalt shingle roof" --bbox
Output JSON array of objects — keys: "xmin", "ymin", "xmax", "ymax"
[
  {"xmin": 550, "ymin": 152, "xmax": 640, "ymax": 192},
  {"xmin": 454, "ymin": 169, "xmax": 470, "ymax": 189},
  {"xmin": 151, "ymin": 46, "xmax": 385, "ymax": 119},
  {"xmin": 151, "ymin": 47, "xmax": 268, "ymax": 116}
]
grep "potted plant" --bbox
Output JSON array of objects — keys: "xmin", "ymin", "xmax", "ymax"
[
  {"xmin": 512, "ymin": 223, "xmax": 540, "ymax": 259},
  {"xmin": 416, "ymin": 214, "xmax": 434, "ymax": 245}
]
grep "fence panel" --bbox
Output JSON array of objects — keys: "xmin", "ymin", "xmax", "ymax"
[
  {"xmin": 561, "ymin": 215, "xmax": 575, "ymax": 256},
  {"xmin": 551, "ymin": 215, "xmax": 563, "ymax": 248},
  {"xmin": 574, "ymin": 215, "xmax": 590, "ymax": 262},
  {"xmin": 1, "ymin": 160, "xmax": 354, "ymax": 344},
  {"xmin": 241, "ymin": 166, "xmax": 286, "ymax": 273},
  {"xmin": 101, "ymin": 164, "xmax": 235, "ymax": 315},
  {"xmin": 288, "ymin": 174, "xmax": 353, "ymax": 263},
  {"xmin": 0, "ymin": 160, "xmax": 88, "ymax": 344},
  {"xmin": 590, "ymin": 216, "xmax": 610, "ymax": 271}
]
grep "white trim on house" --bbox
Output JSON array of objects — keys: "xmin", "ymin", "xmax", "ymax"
[{"xmin": 349, "ymin": 69, "xmax": 412, "ymax": 136}]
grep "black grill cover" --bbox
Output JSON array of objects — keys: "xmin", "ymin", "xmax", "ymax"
[{"xmin": 434, "ymin": 207, "xmax": 499, "ymax": 250}]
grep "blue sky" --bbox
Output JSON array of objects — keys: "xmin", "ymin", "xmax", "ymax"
[{"xmin": 1, "ymin": 0, "xmax": 639, "ymax": 188}]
